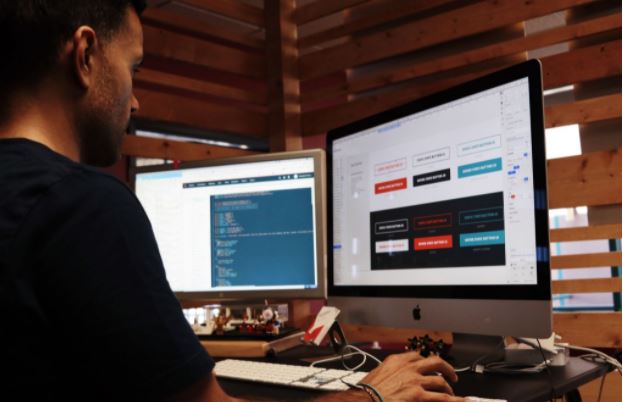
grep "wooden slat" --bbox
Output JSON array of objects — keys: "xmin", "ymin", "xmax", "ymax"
[
  {"xmin": 553, "ymin": 312, "xmax": 621, "ymax": 348},
  {"xmin": 302, "ymin": 13, "xmax": 621, "ymax": 104},
  {"xmin": 178, "ymin": 0, "xmax": 264, "ymax": 27},
  {"xmin": 551, "ymin": 252, "xmax": 622, "ymax": 269},
  {"xmin": 299, "ymin": 0, "xmax": 596, "ymax": 80},
  {"xmin": 542, "ymin": 40, "xmax": 622, "ymax": 89},
  {"xmin": 142, "ymin": 7, "xmax": 264, "ymax": 49},
  {"xmin": 343, "ymin": 324, "xmax": 452, "ymax": 344},
  {"xmin": 552, "ymin": 277, "xmax": 621, "ymax": 294},
  {"xmin": 135, "ymin": 68, "xmax": 267, "ymax": 105},
  {"xmin": 343, "ymin": 312, "xmax": 622, "ymax": 348},
  {"xmin": 122, "ymin": 135, "xmax": 258, "ymax": 161},
  {"xmin": 143, "ymin": 25, "xmax": 265, "ymax": 78},
  {"xmin": 293, "ymin": 0, "xmax": 369, "ymax": 25},
  {"xmin": 135, "ymin": 87, "xmax": 266, "ymax": 138},
  {"xmin": 545, "ymin": 94, "xmax": 622, "ymax": 128},
  {"xmin": 548, "ymin": 149, "xmax": 622, "ymax": 209},
  {"xmin": 298, "ymin": 0, "xmax": 457, "ymax": 49},
  {"xmin": 580, "ymin": 373, "xmax": 621, "ymax": 402},
  {"xmin": 264, "ymin": 0, "xmax": 303, "ymax": 152},
  {"xmin": 302, "ymin": 63, "xmax": 506, "ymax": 136},
  {"xmin": 550, "ymin": 224, "xmax": 622, "ymax": 242}
]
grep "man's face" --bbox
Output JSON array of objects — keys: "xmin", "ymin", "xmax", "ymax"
[{"xmin": 78, "ymin": 7, "xmax": 143, "ymax": 167}]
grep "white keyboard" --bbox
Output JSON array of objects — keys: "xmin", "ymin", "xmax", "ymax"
[{"xmin": 214, "ymin": 359, "xmax": 369, "ymax": 391}]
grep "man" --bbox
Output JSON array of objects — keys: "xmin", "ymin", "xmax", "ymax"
[{"xmin": 0, "ymin": 1, "xmax": 467, "ymax": 401}]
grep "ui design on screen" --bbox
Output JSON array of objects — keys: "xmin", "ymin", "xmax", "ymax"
[
  {"xmin": 332, "ymin": 78, "xmax": 538, "ymax": 287},
  {"xmin": 135, "ymin": 157, "xmax": 319, "ymax": 293}
]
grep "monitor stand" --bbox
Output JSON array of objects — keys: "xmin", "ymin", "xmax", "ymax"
[{"xmin": 447, "ymin": 333, "xmax": 505, "ymax": 368}]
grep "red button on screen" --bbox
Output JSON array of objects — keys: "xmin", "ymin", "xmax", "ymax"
[
  {"xmin": 374, "ymin": 178, "xmax": 407, "ymax": 194},
  {"xmin": 413, "ymin": 235, "xmax": 453, "ymax": 250}
]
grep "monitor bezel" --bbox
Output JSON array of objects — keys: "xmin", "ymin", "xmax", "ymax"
[
  {"xmin": 133, "ymin": 149, "xmax": 327, "ymax": 301},
  {"xmin": 326, "ymin": 59, "xmax": 550, "ymax": 301}
]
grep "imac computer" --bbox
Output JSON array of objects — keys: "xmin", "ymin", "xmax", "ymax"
[
  {"xmin": 134, "ymin": 149, "xmax": 326, "ymax": 300},
  {"xmin": 327, "ymin": 60, "xmax": 551, "ymax": 361}
]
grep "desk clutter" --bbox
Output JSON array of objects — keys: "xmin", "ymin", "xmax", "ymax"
[{"xmin": 184, "ymin": 303, "xmax": 291, "ymax": 338}]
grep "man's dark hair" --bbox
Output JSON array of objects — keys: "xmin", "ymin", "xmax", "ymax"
[{"xmin": 0, "ymin": 0, "xmax": 146, "ymax": 120}]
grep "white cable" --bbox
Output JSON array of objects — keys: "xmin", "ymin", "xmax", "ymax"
[
  {"xmin": 309, "ymin": 344, "xmax": 383, "ymax": 372},
  {"xmin": 310, "ymin": 352, "xmax": 362, "ymax": 368},
  {"xmin": 555, "ymin": 343, "xmax": 622, "ymax": 372},
  {"xmin": 346, "ymin": 344, "xmax": 383, "ymax": 365}
]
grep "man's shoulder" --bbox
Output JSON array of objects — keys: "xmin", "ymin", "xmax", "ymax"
[{"xmin": 0, "ymin": 138, "xmax": 136, "ymax": 234}]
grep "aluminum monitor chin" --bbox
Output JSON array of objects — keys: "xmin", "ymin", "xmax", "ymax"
[
  {"xmin": 327, "ymin": 60, "xmax": 551, "ymax": 338},
  {"xmin": 134, "ymin": 149, "xmax": 327, "ymax": 301}
]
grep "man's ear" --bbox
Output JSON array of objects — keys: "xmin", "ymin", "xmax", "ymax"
[{"xmin": 71, "ymin": 26, "xmax": 98, "ymax": 90}]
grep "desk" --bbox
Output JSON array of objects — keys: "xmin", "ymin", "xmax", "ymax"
[{"xmin": 217, "ymin": 350, "xmax": 609, "ymax": 402}]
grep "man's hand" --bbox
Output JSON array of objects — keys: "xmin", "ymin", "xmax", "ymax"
[{"xmin": 359, "ymin": 351, "xmax": 468, "ymax": 402}]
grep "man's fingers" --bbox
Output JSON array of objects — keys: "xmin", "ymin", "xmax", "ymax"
[
  {"xmin": 414, "ymin": 356, "xmax": 459, "ymax": 382},
  {"xmin": 418, "ymin": 390, "xmax": 469, "ymax": 402},
  {"xmin": 420, "ymin": 375, "xmax": 455, "ymax": 396},
  {"xmin": 383, "ymin": 350, "xmax": 424, "ymax": 364}
]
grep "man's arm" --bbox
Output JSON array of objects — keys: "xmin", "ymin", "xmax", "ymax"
[{"xmin": 167, "ymin": 352, "xmax": 468, "ymax": 402}]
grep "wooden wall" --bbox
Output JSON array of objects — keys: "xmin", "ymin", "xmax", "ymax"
[{"xmin": 122, "ymin": 0, "xmax": 271, "ymax": 160}]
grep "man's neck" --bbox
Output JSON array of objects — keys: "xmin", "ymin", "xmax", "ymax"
[{"xmin": 0, "ymin": 93, "xmax": 80, "ymax": 162}]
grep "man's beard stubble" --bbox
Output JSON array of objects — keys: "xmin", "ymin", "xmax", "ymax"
[{"xmin": 76, "ymin": 69, "xmax": 129, "ymax": 167}]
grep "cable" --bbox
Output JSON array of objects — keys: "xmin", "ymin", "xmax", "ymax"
[
  {"xmin": 537, "ymin": 339, "xmax": 556, "ymax": 402},
  {"xmin": 310, "ymin": 352, "xmax": 365, "ymax": 368},
  {"xmin": 310, "ymin": 344, "xmax": 382, "ymax": 372},
  {"xmin": 596, "ymin": 371, "xmax": 606, "ymax": 402},
  {"xmin": 555, "ymin": 343, "xmax": 622, "ymax": 373}
]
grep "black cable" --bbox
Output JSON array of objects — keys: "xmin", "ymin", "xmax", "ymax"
[
  {"xmin": 596, "ymin": 371, "xmax": 606, "ymax": 402},
  {"xmin": 536, "ymin": 339, "xmax": 555, "ymax": 402}
]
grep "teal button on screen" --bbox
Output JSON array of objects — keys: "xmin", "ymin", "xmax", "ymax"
[
  {"xmin": 459, "ymin": 230, "xmax": 505, "ymax": 247},
  {"xmin": 458, "ymin": 157, "xmax": 502, "ymax": 178}
]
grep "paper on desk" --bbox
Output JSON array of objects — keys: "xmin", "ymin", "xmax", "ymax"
[{"xmin": 304, "ymin": 306, "xmax": 340, "ymax": 346}]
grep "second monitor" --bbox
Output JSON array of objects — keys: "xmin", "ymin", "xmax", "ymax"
[{"xmin": 134, "ymin": 149, "xmax": 326, "ymax": 301}]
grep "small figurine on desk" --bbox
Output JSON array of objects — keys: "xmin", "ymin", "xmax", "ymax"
[
  {"xmin": 406, "ymin": 334, "xmax": 447, "ymax": 358},
  {"xmin": 260, "ymin": 306, "xmax": 281, "ymax": 335},
  {"xmin": 214, "ymin": 308, "xmax": 231, "ymax": 336}
]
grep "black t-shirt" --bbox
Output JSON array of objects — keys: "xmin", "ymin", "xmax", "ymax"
[{"xmin": 0, "ymin": 139, "xmax": 214, "ymax": 401}]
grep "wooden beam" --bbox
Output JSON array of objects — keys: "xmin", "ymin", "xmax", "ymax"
[
  {"xmin": 553, "ymin": 312, "xmax": 621, "ymax": 348},
  {"xmin": 343, "ymin": 312, "xmax": 622, "ymax": 348},
  {"xmin": 142, "ymin": 7, "xmax": 264, "ymax": 49},
  {"xmin": 547, "ymin": 148, "xmax": 622, "ymax": 209},
  {"xmin": 143, "ymin": 25, "xmax": 265, "ymax": 78},
  {"xmin": 301, "ymin": 13, "xmax": 621, "ymax": 104},
  {"xmin": 178, "ymin": 0, "xmax": 264, "ymax": 27},
  {"xmin": 293, "ymin": 0, "xmax": 369, "ymax": 26},
  {"xmin": 551, "ymin": 252, "xmax": 622, "ymax": 269},
  {"xmin": 580, "ymin": 372, "xmax": 622, "ymax": 401},
  {"xmin": 298, "ymin": 0, "xmax": 457, "ymax": 49},
  {"xmin": 342, "ymin": 324, "xmax": 452, "ymax": 344},
  {"xmin": 135, "ymin": 68, "xmax": 267, "ymax": 105},
  {"xmin": 550, "ymin": 224, "xmax": 622, "ymax": 242},
  {"xmin": 121, "ymin": 135, "xmax": 258, "ymax": 161},
  {"xmin": 299, "ymin": 0, "xmax": 597, "ymax": 80},
  {"xmin": 264, "ymin": 0, "xmax": 302, "ymax": 152},
  {"xmin": 542, "ymin": 40, "xmax": 622, "ymax": 89},
  {"xmin": 545, "ymin": 94, "xmax": 622, "ymax": 128},
  {"xmin": 552, "ymin": 277, "xmax": 621, "ymax": 294},
  {"xmin": 302, "ymin": 64, "xmax": 503, "ymax": 136},
  {"xmin": 134, "ymin": 87, "xmax": 266, "ymax": 138}
]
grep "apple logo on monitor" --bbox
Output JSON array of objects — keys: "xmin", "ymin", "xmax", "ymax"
[{"xmin": 412, "ymin": 305, "xmax": 421, "ymax": 321}]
